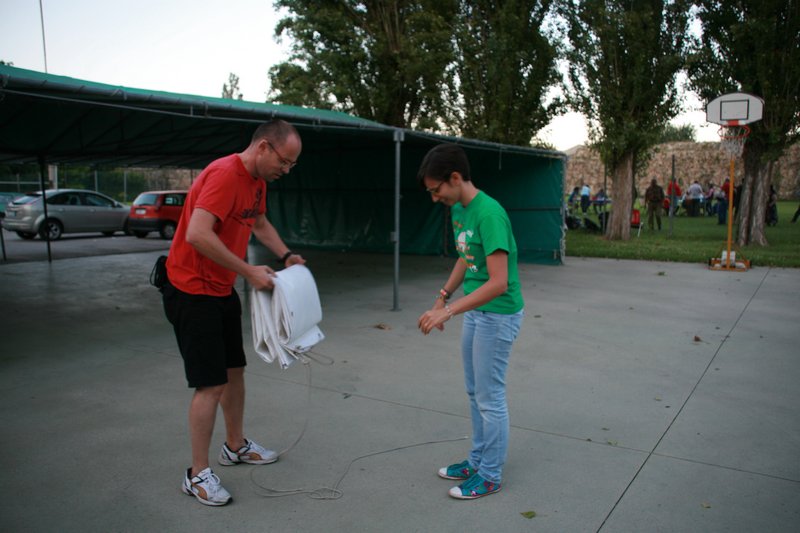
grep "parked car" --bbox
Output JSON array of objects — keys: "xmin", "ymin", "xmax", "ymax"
[
  {"xmin": 1, "ymin": 189, "xmax": 129, "ymax": 240},
  {"xmin": 0, "ymin": 192, "xmax": 23, "ymax": 217},
  {"xmin": 127, "ymin": 190, "xmax": 187, "ymax": 240}
]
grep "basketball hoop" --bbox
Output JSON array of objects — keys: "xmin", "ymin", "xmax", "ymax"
[
  {"xmin": 705, "ymin": 92, "xmax": 764, "ymax": 273},
  {"xmin": 717, "ymin": 124, "xmax": 750, "ymax": 158}
]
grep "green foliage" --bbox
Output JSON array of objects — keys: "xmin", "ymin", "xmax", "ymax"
[
  {"xmin": 268, "ymin": 1, "xmax": 561, "ymax": 144},
  {"xmin": 687, "ymin": 0, "xmax": 800, "ymax": 245},
  {"xmin": 560, "ymin": 0, "xmax": 691, "ymax": 169},
  {"xmin": 450, "ymin": 1, "xmax": 562, "ymax": 146},
  {"xmin": 222, "ymin": 72, "xmax": 243, "ymax": 100},
  {"xmin": 269, "ymin": 0, "xmax": 457, "ymax": 129},
  {"xmin": 558, "ymin": 0, "xmax": 691, "ymax": 239},
  {"xmin": 658, "ymin": 123, "xmax": 697, "ymax": 143},
  {"xmin": 688, "ymin": 0, "xmax": 800, "ymax": 161}
]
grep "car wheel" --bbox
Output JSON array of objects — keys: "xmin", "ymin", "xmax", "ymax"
[
  {"xmin": 39, "ymin": 219, "xmax": 63, "ymax": 240},
  {"xmin": 159, "ymin": 221, "xmax": 177, "ymax": 240},
  {"xmin": 133, "ymin": 231, "xmax": 149, "ymax": 238},
  {"xmin": 16, "ymin": 231, "xmax": 36, "ymax": 240}
]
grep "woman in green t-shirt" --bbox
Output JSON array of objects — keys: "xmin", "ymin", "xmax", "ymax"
[{"xmin": 417, "ymin": 144, "xmax": 524, "ymax": 500}]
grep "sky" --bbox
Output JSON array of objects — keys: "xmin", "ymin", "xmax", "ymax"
[{"xmin": 0, "ymin": 0, "xmax": 720, "ymax": 151}]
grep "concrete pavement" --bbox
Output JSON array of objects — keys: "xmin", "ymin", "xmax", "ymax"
[{"xmin": 0, "ymin": 249, "xmax": 798, "ymax": 532}]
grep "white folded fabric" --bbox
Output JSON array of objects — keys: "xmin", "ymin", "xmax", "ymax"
[{"xmin": 251, "ymin": 264, "xmax": 325, "ymax": 369}]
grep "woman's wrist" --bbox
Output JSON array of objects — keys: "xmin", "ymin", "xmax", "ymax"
[{"xmin": 436, "ymin": 287, "xmax": 451, "ymax": 303}]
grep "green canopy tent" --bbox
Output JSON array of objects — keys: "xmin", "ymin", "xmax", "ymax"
[{"xmin": 0, "ymin": 64, "xmax": 565, "ymax": 308}]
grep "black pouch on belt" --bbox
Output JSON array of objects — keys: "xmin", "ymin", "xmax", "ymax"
[{"xmin": 150, "ymin": 255, "xmax": 168, "ymax": 289}]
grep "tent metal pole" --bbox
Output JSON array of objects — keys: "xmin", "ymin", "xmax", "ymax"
[
  {"xmin": 392, "ymin": 129, "xmax": 404, "ymax": 311},
  {"xmin": 0, "ymin": 208, "xmax": 6, "ymax": 261},
  {"xmin": 38, "ymin": 156, "xmax": 52, "ymax": 262}
]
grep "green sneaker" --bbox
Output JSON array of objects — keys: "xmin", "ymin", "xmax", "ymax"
[
  {"xmin": 437, "ymin": 460, "xmax": 476, "ymax": 480},
  {"xmin": 448, "ymin": 472, "xmax": 502, "ymax": 500}
]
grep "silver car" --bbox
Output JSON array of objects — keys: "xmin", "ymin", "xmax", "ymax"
[{"xmin": 2, "ymin": 189, "xmax": 130, "ymax": 240}]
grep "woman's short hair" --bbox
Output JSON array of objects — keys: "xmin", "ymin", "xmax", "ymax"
[{"xmin": 416, "ymin": 143, "xmax": 471, "ymax": 187}]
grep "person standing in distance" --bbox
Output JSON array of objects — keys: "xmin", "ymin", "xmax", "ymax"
[
  {"xmin": 163, "ymin": 120, "xmax": 305, "ymax": 506},
  {"xmin": 417, "ymin": 143, "xmax": 525, "ymax": 500},
  {"xmin": 644, "ymin": 178, "xmax": 665, "ymax": 231}
]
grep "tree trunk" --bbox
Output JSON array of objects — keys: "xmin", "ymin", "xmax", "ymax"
[
  {"xmin": 736, "ymin": 146, "xmax": 770, "ymax": 246},
  {"xmin": 605, "ymin": 151, "xmax": 634, "ymax": 240}
]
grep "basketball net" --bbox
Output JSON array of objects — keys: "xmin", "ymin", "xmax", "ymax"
[{"xmin": 718, "ymin": 124, "xmax": 750, "ymax": 159}]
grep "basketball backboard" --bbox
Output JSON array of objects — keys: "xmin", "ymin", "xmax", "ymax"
[{"xmin": 706, "ymin": 92, "xmax": 764, "ymax": 126}]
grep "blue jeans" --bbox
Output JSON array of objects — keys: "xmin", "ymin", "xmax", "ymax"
[
  {"xmin": 718, "ymin": 199, "xmax": 728, "ymax": 224},
  {"xmin": 461, "ymin": 309, "xmax": 524, "ymax": 484}
]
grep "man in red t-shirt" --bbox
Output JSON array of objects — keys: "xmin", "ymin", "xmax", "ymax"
[
  {"xmin": 163, "ymin": 120, "xmax": 305, "ymax": 506},
  {"xmin": 665, "ymin": 180, "xmax": 683, "ymax": 216}
]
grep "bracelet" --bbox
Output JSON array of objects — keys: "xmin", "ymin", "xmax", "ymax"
[
  {"xmin": 279, "ymin": 251, "xmax": 293, "ymax": 263},
  {"xmin": 444, "ymin": 304, "xmax": 454, "ymax": 319},
  {"xmin": 439, "ymin": 288, "xmax": 451, "ymax": 301}
]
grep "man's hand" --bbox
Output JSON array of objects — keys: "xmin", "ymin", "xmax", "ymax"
[
  {"xmin": 246, "ymin": 265, "xmax": 276, "ymax": 290},
  {"xmin": 285, "ymin": 254, "xmax": 306, "ymax": 267}
]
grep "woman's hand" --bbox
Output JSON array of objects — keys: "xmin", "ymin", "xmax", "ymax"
[{"xmin": 418, "ymin": 306, "xmax": 450, "ymax": 335}]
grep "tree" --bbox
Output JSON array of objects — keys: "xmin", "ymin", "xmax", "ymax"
[
  {"xmin": 222, "ymin": 72, "xmax": 243, "ymax": 100},
  {"xmin": 559, "ymin": 0, "xmax": 691, "ymax": 240},
  {"xmin": 450, "ymin": 1, "xmax": 562, "ymax": 146},
  {"xmin": 688, "ymin": 1, "xmax": 800, "ymax": 246},
  {"xmin": 657, "ymin": 123, "xmax": 696, "ymax": 143},
  {"xmin": 269, "ymin": 0, "xmax": 457, "ymax": 129}
]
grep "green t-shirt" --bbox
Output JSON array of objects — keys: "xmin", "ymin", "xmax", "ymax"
[{"xmin": 451, "ymin": 191, "xmax": 524, "ymax": 314}]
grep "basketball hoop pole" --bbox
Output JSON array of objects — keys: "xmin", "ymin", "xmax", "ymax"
[
  {"xmin": 710, "ymin": 127, "xmax": 749, "ymax": 271},
  {"xmin": 725, "ymin": 156, "xmax": 735, "ymax": 268}
]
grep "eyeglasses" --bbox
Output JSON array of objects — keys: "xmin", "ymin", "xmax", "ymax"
[
  {"xmin": 426, "ymin": 181, "xmax": 446, "ymax": 194},
  {"xmin": 267, "ymin": 140, "xmax": 297, "ymax": 170}
]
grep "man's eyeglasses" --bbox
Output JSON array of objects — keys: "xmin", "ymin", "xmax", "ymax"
[
  {"xmin": 426, "ymin": 180, "xmax": 446, "ymax": 194},
  {"xmin": 267, "ymin": 141, "xmax": 297, "ymax": 170}
]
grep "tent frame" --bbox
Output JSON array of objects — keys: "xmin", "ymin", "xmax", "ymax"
[{"xmin": 0, "ymin": 65, "xmax": 565, "ymax": 310}]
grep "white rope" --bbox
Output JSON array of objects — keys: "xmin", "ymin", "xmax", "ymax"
[{"xmin": 250, "ymin": 434, "xmax": 470, "ymax": 500}]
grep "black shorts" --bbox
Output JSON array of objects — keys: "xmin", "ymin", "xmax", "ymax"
[{"xmin": 162, "ymin": 283, "xmax": 246, "ymax": 388}]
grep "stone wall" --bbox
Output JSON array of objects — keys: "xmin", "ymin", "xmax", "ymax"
[{"xmin": 564, "ymin": 141, "xmax": 800, "ymax": 200}]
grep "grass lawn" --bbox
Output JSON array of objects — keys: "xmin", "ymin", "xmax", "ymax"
[{"xmin": 565, "ymin": 201, "xmax": 800, "ymax": 268}]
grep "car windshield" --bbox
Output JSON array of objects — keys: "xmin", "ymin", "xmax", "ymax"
[
  {"xmin": 12, "ymin": 193, "xmax": 42, "ymax": 205},
  {"xmin": 133, "ymin": 193, "xmax": 160, "ymax": 206}
]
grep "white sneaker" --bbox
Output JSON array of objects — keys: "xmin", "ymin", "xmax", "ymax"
[
  {"xmin": 218, "ymin": 438, "xmax": 278, "ymax": 466},
  {"xmin": 182, "ymin": 467, "xmax": 232, "ymax": 506}
]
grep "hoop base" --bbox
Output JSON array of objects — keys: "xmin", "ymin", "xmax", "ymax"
[{"xmin": 708, "ymin": 248, "xmax": 750, "ymax": 272}]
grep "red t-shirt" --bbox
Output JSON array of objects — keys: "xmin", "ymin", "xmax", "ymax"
[{"xmin": 166, "ymin": 154, "xmax": 266, "ymax": 296}]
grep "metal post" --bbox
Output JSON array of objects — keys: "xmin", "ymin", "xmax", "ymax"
[
  {"xmin": 668, "ymin": 156, "xmax": 676, "ymax": 227},
  {"xmin": 668, "ymin": 154, "xmax": 675, "ymax": 237},
  {"xmin": 38, "ymin": 156, "xmax": 52, "ymax": 262},
  {"xmin": 38, "ymin": 0, "xmax": 48, "ymax": 73},
  {"xmin": 392, "ymin": 129, "xmax": 404, "ymax": 311},
  {"xmin": 0, "ymin": 209, "xmax": 6, "ymax": 261}
]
